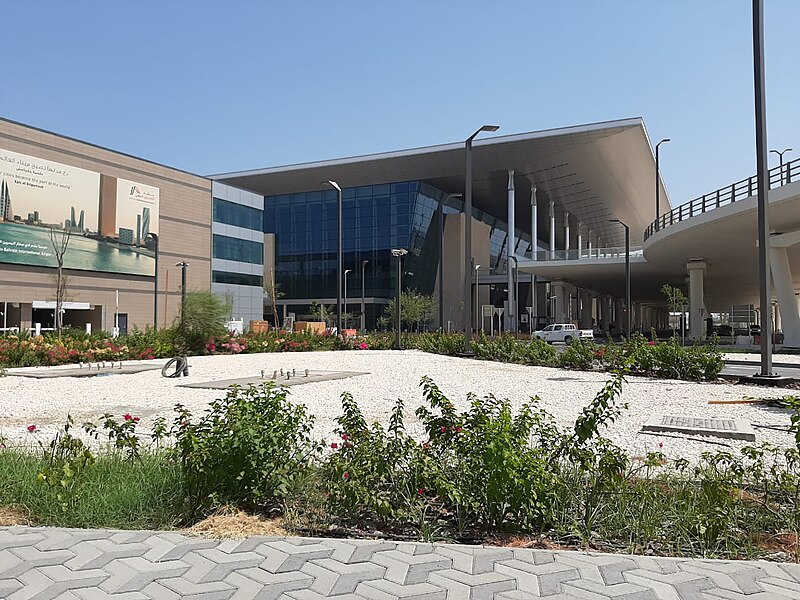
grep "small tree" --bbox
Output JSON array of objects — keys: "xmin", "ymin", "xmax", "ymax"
[
  {"xmin": 176, "ymin": 291, "xmax": 232, "ymax": 352},
  {"xmin": 264, "ymin": 267, "xmax": 284, "ymax": 328},
  {"xmin": 661, "ymin": 283, "xmax": 688, "ymax": 337},
  {"xmin": 309, "ymin": 302, "xmax": 335, "ymax": 326},
  {"xmin": 382, "ymin": 289, "xmax": 436, "ymax": 332},
  {"xmin": 47, "ymin": 227, "xmax": 72, "ymax": 336}
]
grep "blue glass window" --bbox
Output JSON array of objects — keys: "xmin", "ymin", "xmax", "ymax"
[
  {"xmin": 212, "ymin": 234, "xmax": 264, "ymax": 264},
  {"xmin": 212, "ymin": 271, "xmax": 264, "ymax": 287},
  {"xmin": 212, "ymin": 198, "xmax": 263, "ymax": 231}
]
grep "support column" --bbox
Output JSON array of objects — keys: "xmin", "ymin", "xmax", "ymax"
[
  {"xmin": 550, "ymin": 281, "xmax": 566, "ymax": 323},
  {"xmin": 614, "ymin": 298, "xmax": 624, "ymax": 333},
  {"xmin": 506, "ymin": 170, "xmax": 516, "ymax": 332},
  {"xmin": 549, "ymin": 200, "xmax": 556, "ymax": 259},
  {"xmin": 770, "ymin": 246, "xmax": 800, "ymax": 346},
  {"xmin": 633, "ymin": 303, "xmax": 641, "ymax": 333},
  {"xmin": 564, "ymin": 211, "xmax": 571, "ymax": 255},
  {"xmin": 579, "ymin": 290, "xmax": 592, "ymax": 329},
  {"xmin": 587, "ymin": 229, "xmax": 593, "ymax": 259},
  {"xmin": 687, "ymin": 260, "xmax": 707, "ymax": 340},
  {"xmin": 601, "ymin": 295, "xmax": 611, "ymax": 335},
  {"xmin": 530, "ymin": 185, "xmax": 538, "ymax": 260},
  {"xmin": 577, "ymin": 222, "xmax": 583, "ymax": 259}
]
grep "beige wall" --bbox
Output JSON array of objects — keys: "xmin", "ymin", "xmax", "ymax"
[{"xmin": 0, "ymin": 119, "xmax": 212, "ymax": 330}]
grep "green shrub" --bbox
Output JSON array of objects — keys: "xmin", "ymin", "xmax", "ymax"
[
  {"xmin": 174, "ymin": 291, "xmax": 232, "ymax": 353},
  {"xmin": 173, "ymin": 383, "xmax": 320, "ymax": 516},
  {"xmin": 558, "ymin": 339, "xmax": 598, "ymax": 370}
]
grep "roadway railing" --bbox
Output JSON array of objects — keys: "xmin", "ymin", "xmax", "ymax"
[
  {"xmin": 644, "ymin": 157, "xmax": 800, "ymax": 241},
  {"xmin": 523, "ymin": 247, "xmax": 644, "ymax": 262}
]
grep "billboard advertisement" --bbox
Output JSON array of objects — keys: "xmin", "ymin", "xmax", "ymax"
[{"xmin": 0, "ymin": 148, "xmax": 159, "ymax": 276}]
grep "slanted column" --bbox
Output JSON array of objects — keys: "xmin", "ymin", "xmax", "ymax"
[
  {"xmin": 577, "ymin": 222, "xmax": 583, "ymax": 259},
  {"xmin": 549, "ymin": 200, "xmax": 556, "ymax": 259},
  {"xmin": 564, "ymin": 211, "xmax": 571, "ymax": 255},
  {"xmin": 687, "ymin": 260, "xmax": 707, "ymax": 340},
  {"xmin": 506, "ymin": 170, "xmax": 516, "ymax": 332},
  {"xmin": 579, "ymin": 290, "xmax": 593, "ymax": 329},
  {"xmin": 770, "ymin": 246, "xmax": 800, "ymax": 346}
]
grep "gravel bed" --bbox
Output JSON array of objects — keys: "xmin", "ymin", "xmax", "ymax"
[
  {"xmin": 0, "ymin": 351, "xmax": 795, "ymax": 463},
  {"xmin": 723, "ymin": 352, "xmax": 800, "ymax": 364}
]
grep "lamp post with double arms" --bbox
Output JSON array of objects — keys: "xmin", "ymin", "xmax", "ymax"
[
  {"xmin": 360, "ymin": 260, "xmax": 369, "ymax": 331},
  {"xmin": 770, "ymin": 148, "xmax": 793, "ymax": 184},
  {"xmin": 608, "ymin": 219, "xmax": 630, "ymax": 338},
  {"xmin": 391, "ymin": 249, "xmax": 408, "ymax": 349},
  {"xmin": 324, "ymin": 181, "xmax": 343, "ymax": 334},
  {"xmin": 655, "ymin": 138, "xmax": 670, "ymax": 230},
  {"xmin": 464, "ymin": 125, "xmax": 499, "ymax": 354}
]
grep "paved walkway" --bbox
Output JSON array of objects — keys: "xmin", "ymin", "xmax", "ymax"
[{"xmin": 1, "ymin": 527, "xmax": 799, "ymax": 599}]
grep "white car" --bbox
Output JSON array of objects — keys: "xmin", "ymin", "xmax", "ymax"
[{"xmin": 533, "ymin": 324, "xmax": 594, "ymax": 344}]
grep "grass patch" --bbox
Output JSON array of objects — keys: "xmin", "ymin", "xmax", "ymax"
[{"xmin": 0, "ymin": 449, "xmax": 184, "ymax": 530}]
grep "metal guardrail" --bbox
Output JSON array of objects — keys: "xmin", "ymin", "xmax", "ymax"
[
  {"xmin": 523, "ymin": 247, "xmax": 644, "ymax": 262},
  {"xmin": 644, "ymin": 157, "xmax": 800, "ymax": 241}
]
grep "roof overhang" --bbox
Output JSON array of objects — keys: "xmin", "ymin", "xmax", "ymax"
[{"xmin": 211, "ymin": 118, "xmax": 669, "ymax": 248}]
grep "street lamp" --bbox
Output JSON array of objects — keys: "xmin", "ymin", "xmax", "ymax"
[
  {"xmin": 439, "ymin": 193, "xmax": 462, "ymax": 330},
  {"xmin": 391, "ymin": 249, "xmax": 408, "ymax": 349},
  {"xmin": 147, "ymin": 233, "xmax": 159, "ymax": 330},
  {"xmin": 324, "ymin": 180, "xmax": 343, "ymax": 335},
  {"xmin": 343, "ymin": 269, "xmax": 352, "ymax": 330},
  {"xmin": 175, "ymin": 261, "xmax": 189, "ymax": 325},
  {"xmin": 770, "ymin": 148, "xmax": 793, "ymax": 184},
  {"xmin": 655, "ymin": 138, "xmax": 670, "ymax": 231},
  {"xmin": 464, "ymin": 125, "xmax": 499, "ymax": 354},
  {"xmin": 608, "ymin": 219, "xmax": 630, "ymax": 338},
  {"xmin": 360, "ymin": 260, "xmax": 369, "ymax": 331},
  {"xmin": 474, "ymin": 263, "xmax": 481, "ymax": 334}
]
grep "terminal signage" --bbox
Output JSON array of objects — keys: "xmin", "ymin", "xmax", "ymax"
[{"xmin": 0, "ymin": 148, "xmax": 159, "ymax": 276}]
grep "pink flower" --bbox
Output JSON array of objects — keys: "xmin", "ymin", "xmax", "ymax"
[
  {"xmin": 343, "ymin": 472, "xmax": 349, "ymax": 480},
  {"xmin": 133, "ymin": 417, "xmax": 140, "ymax": 423},
  {"xmin": 26, "ymin": 424, "xmax": 37, "ymax": 433},
  {"xmin": 358, "ymin": 342, "xmax": 369, "ymax": 350},
  {"xmin": 439, "ymin": 426, "xmax": 446, "ymax": 433},
  {"xmin": 341, "ymin": 434, "xmax": 349, "ymax": 441},
  {"xmin": 455, "ymin": 426, "xmax": 462, "ymax": 433},
  {"xmin": 658, "ymin": 441, "xmax": 664, "ymax": 449},
  {"xmin": 331, "ymin": 442, "xmax": 339, "ymax": 449},
  {"xmin": 417, "ymin": 488, "xmax": 425, "ymax": 495},
  {"xmin": 649, "ymin": 340, "xmax": 656, "ymax": 346},
  {"xmin": 123, "ymin": 413, "xmax": 132, "ymax": 421}
]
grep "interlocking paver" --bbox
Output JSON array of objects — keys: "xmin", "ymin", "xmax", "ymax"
[{"xmin": 2, "ymin": 526, "xmax": 800, "ymax": 599}]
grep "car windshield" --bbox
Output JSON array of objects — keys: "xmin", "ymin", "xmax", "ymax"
[{"xmin": 554, "ymin": 325, "xmax": 562, "ymax": 331}]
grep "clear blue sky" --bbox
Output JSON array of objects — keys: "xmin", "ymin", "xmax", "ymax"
[{"xmin": 2, "ymin": 1, "xmax": 797, "ymax": 206}]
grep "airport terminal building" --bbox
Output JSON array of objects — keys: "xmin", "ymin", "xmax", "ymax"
[{"xmin": 3, "ymin": 115, "xmax": 799, "ymax": 344}]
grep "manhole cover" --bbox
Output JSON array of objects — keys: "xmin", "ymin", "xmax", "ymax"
[{"xmin": 641, "ymin": 415, "xmax": 756, "ymax": 441}]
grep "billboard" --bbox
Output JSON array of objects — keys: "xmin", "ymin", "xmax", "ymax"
[{"xmin": 0, "ymin": 148, "xmax": 159, "ymax": 276}]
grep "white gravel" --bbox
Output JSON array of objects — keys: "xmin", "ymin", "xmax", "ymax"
[
  {"xmin": 0, "ymin": 350, "xmax": 795, "ymax": 463},
  {"xmin": 723, "ymin": 351, "xmax": 800, "ymax": 364}
]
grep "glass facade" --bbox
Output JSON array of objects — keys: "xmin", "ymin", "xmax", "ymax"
[
  {"xmin": 264, "ymin": 181, "xmax": 536, "ymax": 327},
  {"xmin": 212, "ymin": 271, "xmax": 263, "ymax": 287},
  {"xmin": 212, "ymin": 234, "xmax": 263, "ymax": 264},
  {"xmin": 212, "ymin": 197, "xmax": 263, "ymax": 231}
]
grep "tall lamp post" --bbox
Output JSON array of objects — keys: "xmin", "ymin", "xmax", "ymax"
[
  {"xmin": 439, "ymin": 193, "xmax": 462, "ymax": 331},
  {"xmin": 609, "ymin": 219, "xmax": 630, "ymax": 338},
  {"xmin": 474, "ymin": 263, "xmax": 481, "ymax": 334},
  {"xmin": 360, "ymin": 260, "xmax": 369, "ymax": 331},
  {"xmin": 464, "ymin": 125, "xmax": 499, "ymax": 354},
  {"xmin": 343, "ymin": 269, "xmax": 352, "ymax": 330},
  {"xmin": 147, "ymin": 233, "xmax": 159, "ymax": 329},
  {"xmin": 324, "ymin": 180, "xmax": 344, "ymax": 335},
  {"xmin": 770, "ymin": 148, "xmax": 793, "ymax": 184},
  {"xmin": 175, "ymin": 261, "xmax": 189, "ymax": 325},
  {"xmin": 753, "ymin": 0, "xmax": 775, "ymax": 378},
  {"xmin": 391, "ymin": 249, "xmax": 408, "ymax": 349},
  {"xmin": 655, "ymin": 138, "xmax": 670, "ymax": 231}
]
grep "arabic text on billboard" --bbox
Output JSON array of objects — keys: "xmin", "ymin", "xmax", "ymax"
[{"xmin": 0, "ymin": 148, "xmax": 159, "ymax": 276}]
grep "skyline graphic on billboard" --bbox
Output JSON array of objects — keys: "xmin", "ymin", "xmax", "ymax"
[{"xmin": 0, "ymin": 148, "xmax": 160, "ymax": 277}]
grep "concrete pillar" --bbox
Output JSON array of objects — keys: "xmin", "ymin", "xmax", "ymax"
[
  {"xmin": 564, "ymin": 211, "xmax": 570, "ymax": 254},
  {"xmin": 614, "ymin": 298, "xmax": 624, "ymax": 332},
  {"xmin": 770, "ymin": 246, "xmax": 800, "ymax": 346},
  {"xmin": 579, "ymin": 290, "xmax": 592, "ymax": 329},
  {"xmin": 587, "ymin": 229, "xmax": 593, "ymax": 259},
  {"xmin": 550, "ymin": 281, "xmax": 566, "ymax": 323},
  {"xmin": 530, "ymin": 185, "xmax": 538, "ymax": 260},
  {"xmin": 633, "ymin": 303, "xmax": 641, "ymax": 333},
  {"xmin": 577, "ymin": 222, "xmax": 583, "ymax": 259},
  {"xmin": 687, "ymin": 260, "xmax": 707, "ymax": 340},
  {"xmin": 549, "ymin": 200, "xmax": 556, "ymax": 259},
  {"xmin": 20, "ymin": 303, "xmax": 32, "ymax": 332},
  {"xmin": 601, "ymin": 295, "xmax": 612, "ymax": 334},
  {"xmin": 506, "ymin": 170, "xmax": 516, "ymax": 332}
]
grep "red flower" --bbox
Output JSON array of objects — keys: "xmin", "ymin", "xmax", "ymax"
[
  {"xmin": 343, "ymin": 472, "xmax": 349, "ymax": 480},
  {"xmin": 455, "ymin": 426, "xmax": 462, "ymax": 433},
  {"xmin": 331, "ymin": 442, "xmax": 339, "ymax": 449},
  {"xmin": 649, "ymin": 340, "xmax": 656, "ymax": 346},
  {"xmin": 422, "ymin": 442, "xmax": 430, "ymax": 449},
  {"xmin": 26, "ymin": 424, "xmax": 37, "ymax": 433},
  {"xmin": 123, "ymin": 413, "xmax": 132, "ymax": 421},
  {"xmin": 417, "ymin": 488, "xmax": 425, "ymax": 495},
  {"xmin": 341, "ymin": 434, "xmax": 349, "ymax": 441},
  {"xmin": 133, "ymin": 417, "xmax": 140, "ymax": 423},
  {"xmin": 658, "ymin": 442, "xmax": 664, "ymax": 449},
  {"xmin": 439, "ymin": 426, "xmax": 446, "ymax": 433}
]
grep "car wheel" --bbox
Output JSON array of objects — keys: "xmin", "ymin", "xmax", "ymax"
[{"xmin": 563, "ymin": 336, "xmax": 572, "ymax": 344}]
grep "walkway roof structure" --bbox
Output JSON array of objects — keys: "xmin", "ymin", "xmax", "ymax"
[{"xmin": 211, "ymin": 118, "xmax": 669, "ymax": 249}]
